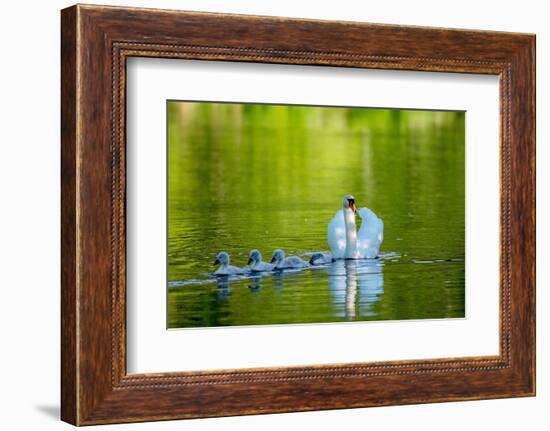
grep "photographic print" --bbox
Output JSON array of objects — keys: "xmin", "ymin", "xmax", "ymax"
[{"xmin": 167, "ymin": 101, "xmax": 465, "ymax": 329}]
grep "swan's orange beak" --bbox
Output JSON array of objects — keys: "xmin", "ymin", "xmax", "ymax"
[{"xmin": 349, "ymin": 201, "xmax": 357, "ymax": 213}]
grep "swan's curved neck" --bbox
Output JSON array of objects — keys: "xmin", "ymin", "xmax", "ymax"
[{"xmin": 344, "ymin": 208, "xmax": 357, "ymax": 259}]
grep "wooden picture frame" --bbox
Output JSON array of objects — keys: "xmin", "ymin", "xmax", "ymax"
[{"xmin": 61, "ymin": 4, "xmax": 535, "ymax": 425}]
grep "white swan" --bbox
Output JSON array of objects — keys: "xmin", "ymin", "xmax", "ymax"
[
  {"xmin": 328, "ymin": 195, "xmax": 383, "ymax": 259},
  {"xmin": 270, "ymin": 249, "xmax": 309, "ymax": 270},
  {"xmin": 213, "ymin": 251, "xmax": 245, "ymax": 276},
  {"xmin": 247, "ymin": 249, "xmax": 275, "ymax": 272}
]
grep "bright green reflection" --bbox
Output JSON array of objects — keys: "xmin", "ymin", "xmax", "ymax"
[{"xmin": 167, "ymin": 101, "xmax": 465, "ymax": 328}]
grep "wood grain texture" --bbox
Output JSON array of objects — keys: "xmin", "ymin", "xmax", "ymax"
[
  {"xmin": 60, "ymin": 5, "xmax": 78, "ymax": 425},
  {"xmin": 60, "ymin": 4, "xmax": 536, "ymax": 425}
]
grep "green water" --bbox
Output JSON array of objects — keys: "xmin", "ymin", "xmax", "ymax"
[{"xmin": 167, "ymin": 102, "xmax": 465, "ymax": 329}]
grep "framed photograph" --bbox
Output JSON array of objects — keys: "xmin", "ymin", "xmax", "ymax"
[{"xmin": 61, "ymin": 4, "xmax": 535, "ymax": 425}]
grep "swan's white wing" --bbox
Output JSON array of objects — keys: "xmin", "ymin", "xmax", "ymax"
[
  {"xmin": 328, "ymin": 209, "xmax": 346, "ymax": 260},
  {"xmin": 357, "ymin": 207, "xmax": 384, "ymax": 258}
]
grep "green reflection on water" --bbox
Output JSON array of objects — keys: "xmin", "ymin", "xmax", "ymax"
[{"xmin": 167, "ymin": 101, "xmax": 465, "ymax": 329}]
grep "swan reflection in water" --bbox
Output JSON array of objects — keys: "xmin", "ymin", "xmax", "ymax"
[
  {"xmin": 206, "ymin": 258, "xmax": 384, "ymax": 319},
  {"xmin": 247, "ymin": 275, "xmax": 263, "ymax": 292},
  {"xmin": 324, "ymin": 259, "xmax": 384, "ymax": 320}
]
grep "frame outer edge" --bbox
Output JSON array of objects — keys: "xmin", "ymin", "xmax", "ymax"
[
  {"xmin": 531, "ymin": 34, "xmax": 536, "ymax": 396},
  {"xmin": 522, "ymin": 34, "xmax": 536, "ymax": 395},
  {"xmin": 505, "ymin": 34, "xmax": 536, "ymax": 396},
  {"xmin": 526, "ymin": 35, "xmax": 536, "ymax": 395},
  {"xmin": 60, "ymin": 4, "xmax": 536, "ymax": 425},
  {"xmin": 61, "ymin": 5, "xmax": 79, "ymax": 426}
]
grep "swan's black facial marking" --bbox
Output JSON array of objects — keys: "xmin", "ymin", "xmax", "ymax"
[
  {"xmin": 247, "ymin": 257, "xmax": 253, "ymax": 265},
  {"xmin": 213, "ymin": 258, "xmax": 220, "ymax": 265},
  {"xmin": 347, "ymin": 198, "xmax": 357, "ymax": 213}
]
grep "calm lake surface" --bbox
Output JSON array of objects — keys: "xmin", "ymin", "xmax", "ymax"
[{"xmin": 167, "ymin": 102, "xmax": 465, "ymax": 329}]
